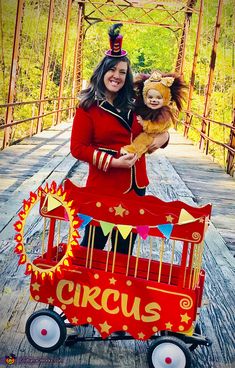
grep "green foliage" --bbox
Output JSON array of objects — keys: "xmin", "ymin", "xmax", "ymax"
[
  {"xmin": 0, "ymin": 0, "xmax": 234, "ymax": 171},
  {"xmin": 83, "ymin": 22, "xmax": 177, "ymax": 76},
  {"xmin": 181, "ymin": 0, "xmax": 234, "ymax": 169}
]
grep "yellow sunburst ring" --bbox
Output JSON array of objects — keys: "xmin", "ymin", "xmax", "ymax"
[{"xmin": 14, "ymin": 181, "xmax": 80, "ymax": 281}]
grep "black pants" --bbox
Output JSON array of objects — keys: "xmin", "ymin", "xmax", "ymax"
[{"xmin": 80, "ymin": 184, "xmax": 146, "ymax": 254}]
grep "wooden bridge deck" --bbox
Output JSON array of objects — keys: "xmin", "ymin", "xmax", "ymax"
[{"xmin": 0, "ymin": 121, "xmax": 234, "ymax": 368}]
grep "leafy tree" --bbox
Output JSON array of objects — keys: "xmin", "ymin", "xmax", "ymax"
[{"xmin": 0, "ymin": 0, "xmax": 233, "ymax": 171}]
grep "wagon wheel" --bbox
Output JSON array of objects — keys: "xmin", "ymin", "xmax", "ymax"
[
  {"xmin": 147, "ymin": 336, "xmax": 192, "ymax": 368},
  {"xmin": 160, "ymin": 321, "xmax": 201, "ymax": 352},
  {"xmin": 25, "ymin": 309, "xmax": 67, "ymax": 352},
  {"xmin": 48, "ymin": 305, "xmax": 70, "ymax": 324}
]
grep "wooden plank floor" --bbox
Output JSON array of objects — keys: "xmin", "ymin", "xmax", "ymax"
[
  {"xmin": 0, "ymin": 121, "xmax": 76, "ymax": 240},
  {"xmin": 162, "ymin": 130, "xmax": 235, "ymax": 257},
  {"xmin": 0, "ymin": 123, "xmax": 234, "ymax": 368}
]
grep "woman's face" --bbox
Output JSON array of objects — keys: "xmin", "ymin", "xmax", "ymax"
[{"xmin": 103, "ymin": 61, "xmax": 128, "ymax": 96}]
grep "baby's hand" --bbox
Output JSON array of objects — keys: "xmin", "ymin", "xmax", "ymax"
[{"xmin": 137, "ymin": 115, "xmax": 144, "ymax": 126}]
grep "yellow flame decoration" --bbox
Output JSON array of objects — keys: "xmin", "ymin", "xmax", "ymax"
[{"xmin": 15, "ymin": 183, "xmax": 79, "ymax": 279}]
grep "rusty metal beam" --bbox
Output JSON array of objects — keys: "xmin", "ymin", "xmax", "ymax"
[
  {"xmin": 87, "ymin": 17, "xmax": 182, "ymax": 29},
  {"xmin": 70, "ymin": 2, "xmax": 85, "ymax": 118},
  {"xmin": 1, "ymin": 106, "xmax": 75, "ymax": 131},
  {"xmin": 199, "ymin": 0, "xmax": 224, "ymax": 151},
  {"xmin": 184, "ymin": 0, "xmax": 204, "ymax": 137},
  {"xmin": 0, "ymin": 0, "xmax": 6, "ymax": 102},
  {"xmin": 83, "ymin": 0, "xmax": 198, "ymax": 30},
  {"xmin": 174, "ymin": 16, "xmax": 189, "ymax": 74},
  {"xmin": 79, "ymin": 0, "xmax": 199, "ymax": 13},
  {"xmin": 3, "ymin": 0, "xmax": 25, "ymax": 148},
  {"xmin": 56, "ymin": 0, "xmax": 73, "ymax": 125},
  {"xmin": 36, "ymin": 0, "xmax": 54, "ymax": 134},
  {"xmin": 226, "ymin": 109, "xmax": 235, "ymax": 175},
  {"xmin": 175, "ymin": 0, "xmax": 197, "ymax": 74}
]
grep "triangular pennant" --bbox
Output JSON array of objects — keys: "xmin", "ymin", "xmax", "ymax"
[
  {"xmin": 178, "ymin": 209, "xmax": 195, "ymax": 225},
  {"xmin": 136, "ymin": 225, "xmax": 150, "ymax": 240},
  {"xmin": 157, "ymin": 224, "xmax": 173, "ymax": 239},
  {"xmin": 64, "ymin": 209, "xmax": 69, "ymax": 222},
  {"xmin": 116, "ymin": 224, "xmax": 132, "ymax": 239},
  {"xmin": 78, "ymin": 213, "xmax": 93, "ymax": 228},
  {"xmin": 100, "ymin": 221, "xmax": 115, "ymax": 236},
  {"xmin": 47, "ymin": 195, "xmax": 62, "ymax": 212}
]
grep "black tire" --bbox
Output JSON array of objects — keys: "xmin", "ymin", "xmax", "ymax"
[
  {"xmin": 160, "ymin": 322, "xmax": 202, "ymax": 352},
  {"xmin": 148, "ymin": 336, "xmax": 192, "ymax": 368},
  {"xmin": 25, "ymin": 308, "xmax": 67, "ymax": 352}
]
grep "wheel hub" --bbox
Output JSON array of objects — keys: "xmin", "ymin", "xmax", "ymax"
[
  {"xmin": 165, "ymin": 357, "xmax": 172, "ymax": 364},
  {"xmin": 151, "ymin": 341, "xmax": 187, "ymax": 367}
]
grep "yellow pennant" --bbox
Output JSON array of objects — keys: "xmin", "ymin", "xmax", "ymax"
[
  {"xmin": 178, "ymin": 209, "xmax": 195, "ymax": 225},
  {"xmin": 47, "ymin": 195, "xmax": 62, "ymax": 212},
  {"xmin": 100, "ymin": 221, "xmax": 115, "ymax": 236},
  {"xmin": 116, "ymin": 224, "xmax": 132, "ymax": 239}
]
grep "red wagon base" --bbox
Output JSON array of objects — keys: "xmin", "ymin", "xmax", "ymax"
[
  {"xmin": 25, "ymin": 305, "xmax": 212, "ymax": 368},
  {"xmin": 14, "ymin": 180, "xmax": 212, "ymax": 368}
]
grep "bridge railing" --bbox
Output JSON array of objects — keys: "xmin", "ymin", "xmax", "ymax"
[
  {"xmin": 1, "ymin": 0, "xmax": 234, "ymax": 178},
  {"xmin": 178, "ymin": 109, "xmax": 235, "ymax": 176},
  {"xmin": 0, "ymin": 97, "xmax": 77, "ymax": 148}
]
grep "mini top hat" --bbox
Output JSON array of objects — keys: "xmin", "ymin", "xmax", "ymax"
[{"xmin": 105, "ymin": 23, "xmax": 127, "ymax": 57}]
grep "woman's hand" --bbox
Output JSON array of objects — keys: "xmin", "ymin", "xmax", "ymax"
[
  {"xmin": 147, "ymin": 132, "xmax": 169, "ymax": 154},
  {"xmin": 110, "ymin": 153, "xmax": 138, "ymax": 169}
]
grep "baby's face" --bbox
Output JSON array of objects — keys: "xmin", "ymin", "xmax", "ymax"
[{"xmin": 145, "ymin": 89, "xmax": 164, "ymax": 110}]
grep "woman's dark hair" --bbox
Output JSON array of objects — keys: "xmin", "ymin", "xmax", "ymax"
[{"xmin": 79, "ymin": 55, "xmax": 134, "ymax": 111}]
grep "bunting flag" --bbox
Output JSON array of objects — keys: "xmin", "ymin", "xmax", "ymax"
[
  {"xmin": 76, "ymin": 209, "xmax": 201, "ymax": 240},
  {"xmin": 100, "ymin": 221, "xmax": 115, "ymax": 236},
  {"xmin": 157, "ymin": 224, "xmax": 173, "ymax": 239},
  {"xmin": 116, "ymin": 224, "xmax": 133, "ymax": 239},
  {"xmin": 136, "ymin": 225, "xmax": 150, "ymax": 240},
  {"xmin": 47, "ymin": 195, "xmax": 62, "ymax": 212},
  {"xmin": 64, "ymin": 209, "xmax": 69, "ymax": 222},
  {"xmin": 178, "ymin": 209, "xmax": 195, "ymax": 225},
  {"xmin": 78, "ymin": 213, "xmax": 93, "ymax": 228}
]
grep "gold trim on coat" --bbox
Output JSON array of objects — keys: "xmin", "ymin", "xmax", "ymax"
[
  {"xmin": 93, "ymin": 150, "xmax": 98, "ymax": 166},
  {"xmin": 103, "ymin": 155, "xmax": 112, "ymax": 172},
  {"xmin": 98, "ymin": 152, "xmax": 106, "ymax": 170}
]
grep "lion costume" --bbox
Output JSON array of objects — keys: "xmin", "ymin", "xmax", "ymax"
[{"xmin": 121, "ymin": 71, "xmax": 187, "ymax": 157}]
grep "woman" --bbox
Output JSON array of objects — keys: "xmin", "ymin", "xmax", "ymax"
[{"xmin": 70, "ymin": 24, "xmax": 169, "ymax": 253}]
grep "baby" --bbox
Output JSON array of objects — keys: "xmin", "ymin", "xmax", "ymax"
[{"xmin": 121, "ymin": 71, "xmax": 187, "ymax": 157}]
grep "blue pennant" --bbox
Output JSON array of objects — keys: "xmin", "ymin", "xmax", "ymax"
[
  {"xmin": 157, "ymin": 224, "xmax": 174, "ymax": 239},
  {"xmin": 78, "ymin": 213, "xmax": 93, "ymax": 228}
]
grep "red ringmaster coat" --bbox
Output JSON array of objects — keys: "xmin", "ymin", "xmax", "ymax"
[{"xmin": 70, "ymin": 101, "xmax": 149, "ymax": 194}]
